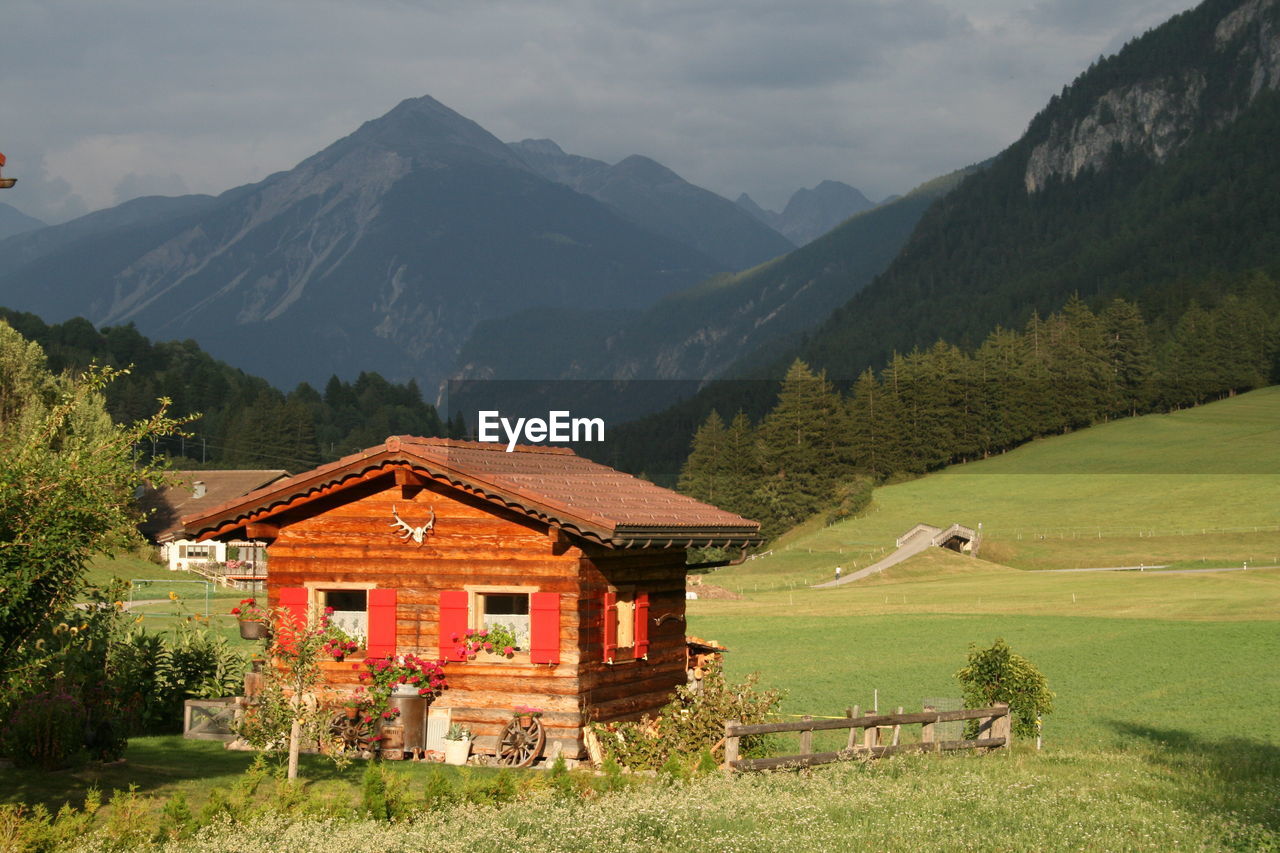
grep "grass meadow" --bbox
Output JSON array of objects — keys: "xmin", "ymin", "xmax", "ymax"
[{"xmin": 734, "ymin": 387, "xmax": 1280, "ymax": 588}]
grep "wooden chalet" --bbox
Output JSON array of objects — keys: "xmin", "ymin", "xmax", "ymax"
[{"xmin": 182, "ymin": 436, "xmax": 761, "ymax": 758}]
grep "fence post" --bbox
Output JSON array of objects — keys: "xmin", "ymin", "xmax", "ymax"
[
  {"xmin": 921, "ymin": 705, "xmax": 937, "ymax": 752},
  {"xmin": 847, "ymin": 706, "xmax": 860, "ymax": 750},
  {"xmin": 799, "ymin": 715, "xmax": 813, "ymax": 755},
  {"xmin": 892, "ymin": 707, "xmax": 903, "ymax": 746},
  {"xmin": 723, "ymin": 720, "xmax": 740, "ymax": 769},
  {"xmin": 863, "ymin": 720, "xmax": 879, "ymax": 750},
  {"xmin": 992, "ymin": 702, "xmax": 1011, "ymax": 749}
]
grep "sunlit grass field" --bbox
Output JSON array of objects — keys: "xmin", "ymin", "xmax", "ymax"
[
  {"xmin": 691, "ymin": 553, "xmax": 1280, "ymax": 748},
  {"xmin": 717, "ymin": 387, "xmax": 1280, "ymax": 588},
  {"xmin": 694, "ymin": 391, "xmax": 1280, "ymax": 759}
]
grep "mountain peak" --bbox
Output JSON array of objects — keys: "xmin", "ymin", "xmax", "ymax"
[
  {"xmin": 511, "ymin": 138, "xmax": 568, "ymax": 158},
  {"xmin": 329, "ymin": 94, "xmax": 529, "ymax": 171}
]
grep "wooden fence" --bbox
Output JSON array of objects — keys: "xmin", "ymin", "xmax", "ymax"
[{"xmin": 723, "ymin": 702, "xmax": 1010, "ymax": 771}]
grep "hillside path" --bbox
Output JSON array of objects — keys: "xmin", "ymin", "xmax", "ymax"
[{"xmin": 812, "ymin": 526, "xmax": 937, "ymax": 588}]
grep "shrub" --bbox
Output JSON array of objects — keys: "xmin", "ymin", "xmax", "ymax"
[
  {"xmin": 826, "ymin": 476, "xmax": 874, "ymax": 524},
  {"xmin": 592, "ymin": 661, "xmax": 784, "ymax": 770},
  {"xmin": 3, "ymin": 689, "xmax": 86, "ymax": 769},
  {"xmin": 955, "ymin": 638, "xmax": 1055, "ymax": 739}
]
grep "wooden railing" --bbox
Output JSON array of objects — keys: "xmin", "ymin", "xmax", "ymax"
[{"xmin": 723, "ymin": 702, "xmax": 1010, "ymax": 771}]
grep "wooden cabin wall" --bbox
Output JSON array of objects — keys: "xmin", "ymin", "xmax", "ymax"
[
  {"xmin": 264, "ymin": 471, "xmax": 588, "ymax": 756},
  {"xmin": 575, "ymin": 548, "xmax": 690, "ymax": 725}
]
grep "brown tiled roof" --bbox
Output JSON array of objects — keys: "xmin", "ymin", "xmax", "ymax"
[
  {"xmin": 183, "ymin": 436, "xmax": 761, "ymax": 549},
  {"xmin": 139, "ymin": 470, "xmax": 290, "ymax": 542}
]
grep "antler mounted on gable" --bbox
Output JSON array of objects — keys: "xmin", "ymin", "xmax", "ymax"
[{"xmin": 390, "ymin": 505, "xmax": 436, "ymax": 546}]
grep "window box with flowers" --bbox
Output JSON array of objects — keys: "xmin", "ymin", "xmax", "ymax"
[{"xmin": 319, "ymin": 607, "xmax": 365, "ymax": 661}]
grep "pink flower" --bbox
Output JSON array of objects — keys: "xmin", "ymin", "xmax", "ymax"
[
  {"xmin": 502, "ymin": 646, "xmax": 514, "ymax": 656},
  {"xmin": 483, "ymin": 642, "xmax": 493, "ymax": 651}
]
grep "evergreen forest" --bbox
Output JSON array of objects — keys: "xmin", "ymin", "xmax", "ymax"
[
  {"xmin": 677, "ymin": 277, "xmax": 1280, "ymax": 538},
  {"xmin": 0, "ymin": 309, "xmax": 463, "ymax": 472}
]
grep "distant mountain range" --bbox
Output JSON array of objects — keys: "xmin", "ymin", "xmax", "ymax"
[
  {"xmin": 0, "ymin": 96, "xmax": 822, "ymax": 395},
  {"xmin": 508, "ymin": 138, "xmax": 796, "ymax": 270},
  {"xmin": 736, "ymin": 181, "xmax": 876, "ymax": 246}
]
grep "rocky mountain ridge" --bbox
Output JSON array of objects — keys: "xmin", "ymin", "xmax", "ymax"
[{"xmin": 1025, "ymin": 0, "xmax": 1280, "ymax": 192}]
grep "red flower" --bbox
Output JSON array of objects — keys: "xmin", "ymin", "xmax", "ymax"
[{"xmin": 230, "ymin": 608, "xmax": 241, "ymax": 615}]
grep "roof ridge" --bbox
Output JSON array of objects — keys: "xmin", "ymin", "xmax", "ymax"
[{"xmin": 390, "ymin": 435, "xmax": 578, "ymax": 455}]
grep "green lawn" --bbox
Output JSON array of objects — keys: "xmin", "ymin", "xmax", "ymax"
[{"xmin": 691, "ymin": 550, "xmax": 1280, "ymax": 750}]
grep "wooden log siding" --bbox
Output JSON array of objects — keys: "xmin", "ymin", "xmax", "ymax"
[
  {"xmin": 574, "ymin": 549, "xmax": 689, "ymax": 725},
  {"xmin": 254, "ymin": 472, "xmax": 699, "ymax": 757},
  {"xmin": 723, "ymin": 704, "xmax": 1012, "ymax": 772}
]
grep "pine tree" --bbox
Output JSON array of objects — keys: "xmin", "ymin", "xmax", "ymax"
[
  {"xmin": 1100, "ymin": 298, "xmax": 1156, "ymax": 417},
  {"xmin": 678, "ymin": 410, "xmax": 728, "ymax": 504},
  {"xmin": 756, "ymin": 360, "xmax": 849, "ymax": 530}
]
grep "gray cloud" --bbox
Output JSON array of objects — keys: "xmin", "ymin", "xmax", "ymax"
[{"xmin": 3, "ymin": 0, "xmax": 1198, "ymax": 219}]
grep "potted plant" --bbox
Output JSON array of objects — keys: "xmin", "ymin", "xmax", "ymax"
[
  {"xmin": 358, "ymin": 654, "xmax": 448, "ymax": 708},
  {"xmin": 230, "ymin": 597, "xmax": 270, "ymax": 639},
  {"xmin": 443, "ymin": 722, "xmax": 472, "ymax": 765},
  {"xmin": 513, "ymin": 704, "xmax": 543, "ymax": 728}
]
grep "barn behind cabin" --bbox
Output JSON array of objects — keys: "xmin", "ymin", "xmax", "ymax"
[{"xmin": 183, "ymin": 436, "xmax": 761, "ymax": 758}]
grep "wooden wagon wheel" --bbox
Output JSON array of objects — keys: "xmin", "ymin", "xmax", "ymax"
[
  {"xmin": 329, "ymin": 711, "xmax": 377, "ymax": 754},
  {"xmin": 497, "ymin": 716, "xmax": 545, "ymax": 767}
]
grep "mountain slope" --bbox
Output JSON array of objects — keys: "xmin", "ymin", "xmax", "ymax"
[
  {"xmin": 451, "ymin": 166, "xmax": 969, "ymax": 386},
  {"xmin": 0, "ymin": 203, "xmax": 45, "ymax": 240},
  {"xmin": 798, "ymin": 0, "xmax": 1280, "ymax": 379},
  {"xmin": 0, "ymin": 96, "xmax": 721, "ymax": 393},
  {"xmin": 509, "ymin": 138, "xmax": 795, "ymax": 270}
]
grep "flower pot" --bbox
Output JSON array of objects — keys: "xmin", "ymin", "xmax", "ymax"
[
  {"xmin": 392, "ymin": 682, "xmax": 419, "ymax": 697},
  {"xmin": 443, "ymin": 738, "xmax": 471, "ymax": 766},
  {"xmin": 344, "ymin": 707, "xmax": 359, "ymax": 720},
  {"xmin": 239, "ymin": 620, "xmax": 270, "ymax": 640},
  {"xmin": 517, "ymin": 715, "xmax": 533, "ymax": 728}
]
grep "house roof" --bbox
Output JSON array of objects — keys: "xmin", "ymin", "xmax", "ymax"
[
  {"xmin": 139, "ymin": 469, "xmax": 291, "ymax": 543},
  {"xmin": 182, "ymin": 436, "xmax": 761, "ymax": 549}
]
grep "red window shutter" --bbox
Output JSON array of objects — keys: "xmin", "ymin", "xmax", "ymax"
[
  {"xmin": 530, "ymin": 592, "xmax": 560, "ymax": 664},
  {"xmin": 438, "ymin": 590, "xmax": 469, "ymax": 662},
  {"xmin": 277, "ymin": 587, "xmax": 309, "ymax": 651},
  {"xmin": 366, "ymin": 588, "xmax": 397, "ymax": 657},
  {"xmin": 633, "ymin": 592, "xmax": 650, "ymax": 660},
  {"xmin": 602, "ymin": 591, "xmax": 617, "ymax": 662}
]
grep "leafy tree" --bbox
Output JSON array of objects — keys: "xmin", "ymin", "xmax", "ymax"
[
  {"xmin": 0, "ymin": 320, "xmax": 183, "ymax": 662},
  {"xmin": 955, "ymin": 638, "xmax": 1054, "ymax": 740}
]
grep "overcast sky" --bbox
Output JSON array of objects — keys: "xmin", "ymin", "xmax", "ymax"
[{"xmin": 4, "ymin": 0, "xmax": 1199, "ymax": 224}]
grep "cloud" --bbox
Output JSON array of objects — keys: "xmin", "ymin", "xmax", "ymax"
[{"xmin": 3, "ymin": 0, "xmax": 1201, "ymax": 218}]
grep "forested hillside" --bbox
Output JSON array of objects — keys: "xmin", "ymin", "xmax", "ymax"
[
  {"xmin": 795, "ymin": 0, "xmax": 1280, "ymax": 378},
  {"xmin": 678, "ymin": 281, "xmax": 1280, "ymax": 537},
  {"xmin": 0, "ymin": 310, "xmax": 458, "ymax": 471},
  {"xmin": 602, "ymin": 0, "xmax": 1280, "ymax": 482}
]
